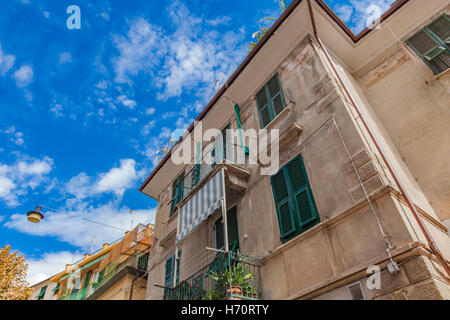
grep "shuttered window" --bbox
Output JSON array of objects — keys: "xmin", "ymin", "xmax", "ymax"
[
  {"xmin": 36, "ymin": 286, "xmax": 47, "ymax": 300},
  {"xmin": 163, "ymin": 250, "xmax": 181, "ymax": 299},
  {"xmin": 214, "ymin": 206, "xmax": 239, "ymax": 252},
  {"xmin": 255, "ymin": 73, "xmax": 287, "ymax": 128},
  {"xmin": 271, "ymin": 155, "xmax": 320, "ymax": 243},
  {"xmin": 407, "ymin": 14, "xmax": 450, "ymax": 75},
  {"xmin": 170, "ymin": 174, "xmax": 185, "ymax": 216}
]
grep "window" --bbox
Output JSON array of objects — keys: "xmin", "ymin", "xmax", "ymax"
[
  {"xmin": 255, "ymin": 73, "xmax": 287, "ymax": 128},
  {"xmin": 347, "ymin": 282, "xmax": 365, "ymax": 300},
  {"xmin": 138, "ymin": 253, "xmax": 149, "ymax": 271},
  {"xmin": 211, "ymin": 124, "xmax": 230, "ymax": 167},
  {"xmin": 270, "ymin": 154, "xmax": 320, "ymax": 243},
  {"xmin": 163, "ymin": 250, "xmax": 181, "ymax": 299},
  {"xmin": 53, "ymin": 283, "xmax": 60, "ymax": 295},
  {"xmin": 170, "ymin": 174, "xmax": 185, "ymax": 216},
  {"xmin": 36, "ymin": 286, "xmax": 47, "ymax": 300},
  {"xmin": 80, "ymin": 271, "xmax": 92, "ymax": 300},
  {"xmin": 214, "ymin": 206, "xmax": 239, "ymax": 252},
  {"xmin": 407, "ymin": 14, "xmax": 450, "ymax": 75}
]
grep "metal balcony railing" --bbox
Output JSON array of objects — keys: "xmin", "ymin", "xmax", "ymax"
[
  {"xmin": 181, "ymin": 143, "xmax": 247, "ymax": 201},
  {"xmin": 164, "ymin": 251, "xmax": 261, "ymax": 300},
  {"xmin": 59, "ymin": 252, "xmax": 149, "ymax": 300}
]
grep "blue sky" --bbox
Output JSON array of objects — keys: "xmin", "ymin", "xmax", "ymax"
[{"xmin": 0, "ymin": 0, "xmax": 393, "ymax": 285}]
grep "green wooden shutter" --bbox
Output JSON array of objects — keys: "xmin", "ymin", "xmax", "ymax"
[
  {"xmin": 36, "ymin": 286, "xmax": 47, "ymax": 299},
  {"xmin": 138, "ymin": 253, "xmax": 149, "ymax": 271},
  {"xmin": 80, "ymin": 271, "xmax": 92, "ymax": 300},
  {"xmin": 163, "ymin": 255, "xmax": 175, "ymax": 299},
  {"xmin": 271, "ymin": 170, "xmax": 296, "ymax": 240},
  {"xmin": 170, "ymin": 174, "xmax": 185, "ymax": 216},
  {"xmin": 428, "ymin": 15, "xmax": 450, "ymax": 44},
  {"xmin": 271, "ymin": 155, "xmax": 320, "ymax": 243},
  {"xmin": 267, "ymin": 74, "xmax": 286, "ymax": 116},
  {"xmin": 256, "ymin": 86, "xmax": 273, "ymax": 128},
  {"xmin": 407, "ymin": 15, "xmax": 450, "ymax": 75},
  {"xmin": 286, "ymin": 157, "xmax": 318, "ymax": 227},
  {"xmin": 98, "ymin": 268, "xmax": 105, "ymax": 282}
]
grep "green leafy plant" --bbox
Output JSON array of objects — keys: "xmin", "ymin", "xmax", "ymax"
[
  {"xmin": 248, "ymin": 0, "xmax": 287, "ymax": 53},
  {"xmin": 207, "ymin": 260, "xmax": 254, "ymax": 297},
  {"xmin": 154, "ymin": 138, "xmax": 176, "ymax": 163}
]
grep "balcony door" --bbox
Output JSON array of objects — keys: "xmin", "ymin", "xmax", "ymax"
[{"xmin": 214, "ymin": 206, "xmax": 239, "ymax": 252}]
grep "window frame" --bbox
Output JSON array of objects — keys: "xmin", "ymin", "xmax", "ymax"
[
  {"xmin": 169, "ymin": 173, "xmax": 185, "ymax": 217},
  {"xmin": 255, "ymin": 73, "xmax": 287, "ymax": 128},
  {"xmin": 407, "ymin": 14, "xmax": 450, "ymax": 75},
  {"xmin": 214, "ymin": 206, "xmax": 239, "ymax": 252},
  {"xmin": 36, "ymin": 285, "xmax": 47, "ymax": 300},
  {"xmin": 270, "ymin": 154, "xmax": 320, "ymax": 243}
]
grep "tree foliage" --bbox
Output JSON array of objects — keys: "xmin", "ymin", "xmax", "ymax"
[
  {"xmin": 248, "ymin": 0, "xmax": 287, "ymax": 53},
  {"xmin": 0, "ymin": 244, "xmax": 33, "ymax": 300}
]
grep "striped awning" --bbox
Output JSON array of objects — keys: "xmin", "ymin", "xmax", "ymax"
[{"xmin": 176, "ymin": 169, "xmax": 224, "ymax": 244}]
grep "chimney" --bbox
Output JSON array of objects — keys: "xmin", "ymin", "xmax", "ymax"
[
  {"xmin": 84, "ymin": 254, "xmax": 90, "ymax": 260},
  {"xmin": 102, "ymin": 243, "xmax": 109, "ymax": 250},
  {"xmin": 65, "ymin": 264, "xmax": 71, "ymax": 271}
]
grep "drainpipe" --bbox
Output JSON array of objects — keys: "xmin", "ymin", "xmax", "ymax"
[{"xmin": 306, "ymin": 0, "xmax": 450, "ymax": 277}]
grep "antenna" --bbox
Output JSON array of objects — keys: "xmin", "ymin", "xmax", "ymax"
[
  {"xmin": 90, "ymin": 235, "xmax": 96, "ymax": 253},
  {"xmin": 129, "ymin": 209, "xmax": 134, "ymax": 231}
]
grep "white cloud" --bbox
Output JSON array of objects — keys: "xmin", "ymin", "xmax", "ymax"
[
  {"xmin": 340, "ymin": 0, "xmax": 397, "ymax": 34},
  {"xmin": 2, "ymin": 126, "xmax": 24, "ymax": 146},
  {"xmin": 94, "ymin": 159, "xmax": 137, "ymax": 197},
  {"xmin": 50, "ymin": 104, "xmax": 63, "ymax": 117},
  {"xmin": 112, "ymin": 18, "xmax": 165, "ymax": 84},
  {"xmin": 111, "ymin": 1, "xmax": 246, "ymax": 102},
  {"xmin": 145, "ymin": 107, "xmax": 156, "ymax": 115},
  {"xmin": 64, "ymin": 159, "xmax": 138, "ymax": 200},
  {"xmin": 5, "ymin": 202, "xmax": 156, "ymax": 251},
  {"xmin": 0, "ymin": 156, "xmax": 54, "ymax": 207},
  {"xmin": 117, "ymin": 95, "xmax": 137, "ymax": 109},
  {"xmin": 141, "ymin": 120, "xmax": 156, "ymax": 136},
  {"xmin": 58, "ymin": 52, "xmax": 72, "ymax": 64},
  {"xmin": 13, "ymin": 65, "xmax": 33, "ymax": 87},
  {"xmin": 336, "ymin": 5, "xmax": 353, "ymax": 23},
  {"xmin": 0, "ymin": 45, "xmax": 15, "ymax": 76},
  {"xmin": 27, "ymin": 251, "xmax": 83, "ymax": 286}
]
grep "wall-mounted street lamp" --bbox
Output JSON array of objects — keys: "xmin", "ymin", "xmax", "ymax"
[{"xmin": 27, "ymin": 205, "xmax": 44, "ymax": 223}]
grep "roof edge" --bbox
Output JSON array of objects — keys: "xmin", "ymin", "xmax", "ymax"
[{"xmin": 138, "ymin": 0, "xmax": 411, "ymax": 193}]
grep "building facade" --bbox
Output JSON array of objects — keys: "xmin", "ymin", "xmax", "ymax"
[
  {"xmin": 139, "ymin": 0, "xmax": 450, "ymax": 300},
  {"xmin": 29, "ymin": 277, "xmax": 60, "ymax": 301},
  {"xmin": 50, "ymin": 223, "xmax": 153, "ymax": 300}
]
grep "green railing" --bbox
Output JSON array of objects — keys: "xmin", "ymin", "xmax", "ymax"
[
  {"xmin": 60, "ymin": 252, "xmax": 149, "ymax": 300},
  {"xmin": 164, "ymin": 252, "xmax": 261, "ymax": 300},
  {"xmin": 182, "ymin": 143, "xmax": 247, "ymax": 200}
]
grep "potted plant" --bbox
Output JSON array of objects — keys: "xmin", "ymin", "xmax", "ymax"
[{"xmin": 207, "ymin": 261, "xmax": 254, "ymax": 298}]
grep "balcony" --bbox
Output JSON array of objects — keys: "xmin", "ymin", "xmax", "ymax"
[
  {"xmin": 60, "ymin": 252, "xmax": 149, "ymax": 300},
  {"xmin": 164, "ymin": 251, "xmax": 262, "ymax": 300},
  {"xmin": 175, "ymin": 143, "xmax": 251, "ymax": 211}
]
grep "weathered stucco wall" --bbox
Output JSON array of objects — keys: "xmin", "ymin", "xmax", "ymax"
[
  {"xmin": 29, "ymin": 278, "xmax": 59, "ymax": 300},
  {"xmin": 353, "ymin": 10, "xmax": 450, "ymax": 222},
  {"xmin": 97, "ymin": 274, "xmax": 146, "ymax": 300},
  {"xmin": 145, "ymin": 33, "xmax": 450, "ymax": 300}
]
